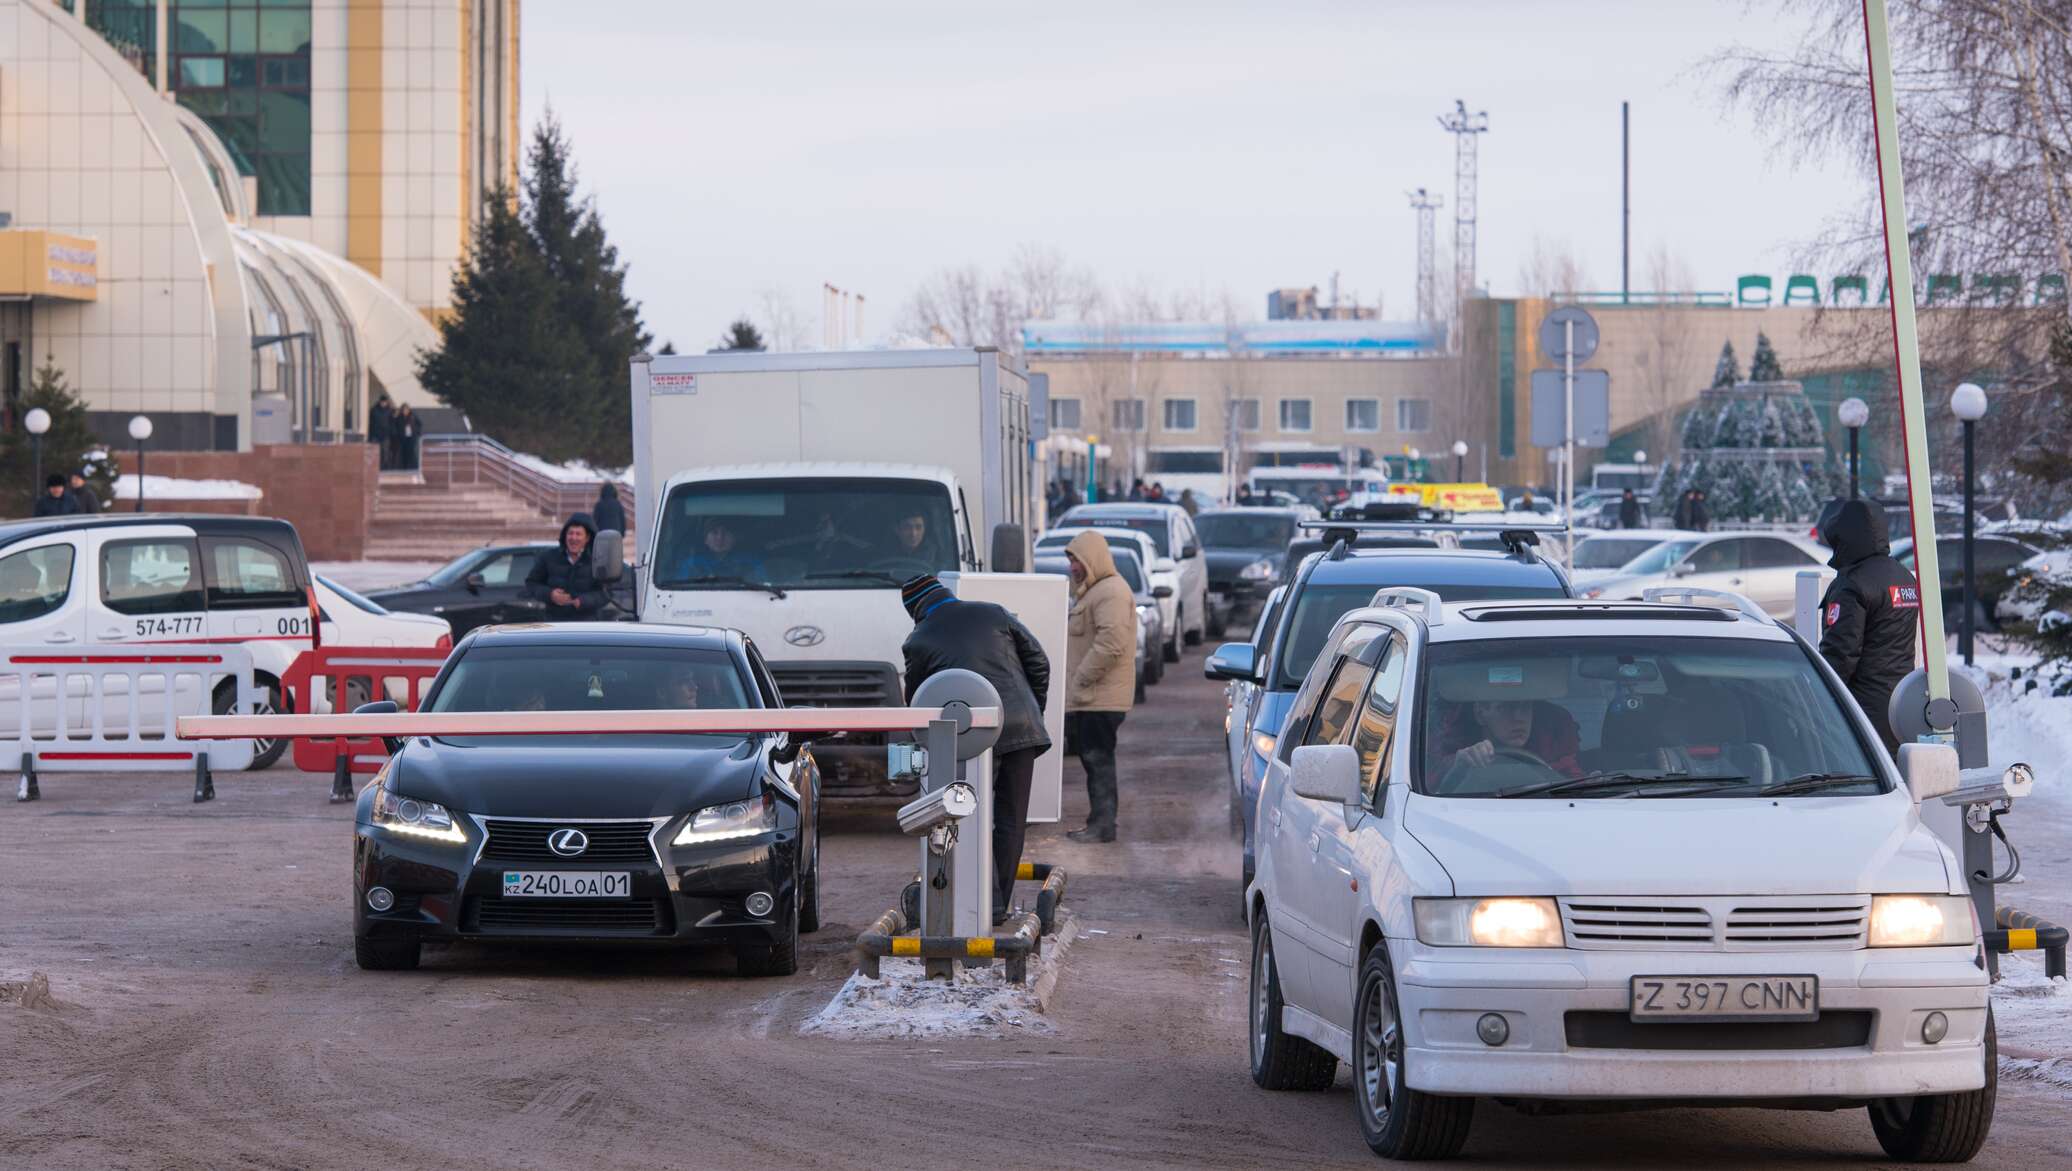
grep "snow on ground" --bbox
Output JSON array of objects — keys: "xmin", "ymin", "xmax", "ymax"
[
  {"xmin": 803, "ymin": 917, "xmax": 1076, "ymax": 1039},
  {"xmin": 507, "ymin": 451, "xmax": 628, "ymax": 485},
  {"xmin": 113, "ymin": 473, "xmax": 261, "ymax": 500},
  {"xmin": 1994, "ymin": 952, "xmax": 2072, "ymax": 1091}
]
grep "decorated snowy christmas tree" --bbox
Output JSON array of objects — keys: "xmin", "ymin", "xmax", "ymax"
[{"xmin": 1665, "ymin": 336, "xmax": 1840, "ymax": 525}]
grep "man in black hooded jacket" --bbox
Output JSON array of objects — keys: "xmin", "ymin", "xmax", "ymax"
[
  {"xmin": 524, "ymin": 514, "xmax": 609, "ymax": 620},
  {"xmin": 1815, "ymin": 498, "xmax": 1920, "ymax": 752}
]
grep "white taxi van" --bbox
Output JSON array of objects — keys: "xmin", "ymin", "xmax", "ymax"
[
  {"xmin": 0, "ymin": 514, "xmax": 318, "ymax": 768},
  {"xmin": 1248, "ymin": 588, "xmax": 1997, "ymax": 1162}
]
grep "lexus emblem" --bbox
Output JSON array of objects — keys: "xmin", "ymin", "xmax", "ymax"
[
  {"xmin": 547, "ymin": 828, "xmax": 589, "ymax": 857},
  {"xmin": 784, "ymin": 624, "xmax": 826, "ymax": 647}
]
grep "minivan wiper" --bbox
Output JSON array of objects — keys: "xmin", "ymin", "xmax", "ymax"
[
  {"xmin": 805, "ymin": 569, "xmax": 903, "ymax": 586},
  {"xmin": 680, "ymin": 574, "xmax": 788, "ymax": 599},
  {"xmin": 1497, "ymin": 770, "xmax": 1749, "ymax": 799},
  {"xmin": 1758, "ymin": 772, "xmax": 1882, "ymax": 797}
]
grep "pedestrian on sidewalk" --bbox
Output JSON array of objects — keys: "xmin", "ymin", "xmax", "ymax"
[
  {"xmin": 1062, "ymin": 530, "xmax": 1134, "ymax": 843},
  {"xmin": 1617, "ymin": 488, "xmax": 1642, "ymax": 529},
  {"xmin": 522, "ymin": 513, "xmax": 608, "ymax": 620},
  {"xmin": 67, "ymin": 471, "xmax": 102, "ymax": 514},
  {"xmin": 394, "ymin": 404, "xmax": 422, "ymax": 471},
  {"xmin": 899, "ymin": 573, "xmax": 1052, "ymax": 922},
  {"xmin": 1814, "ymin": 498, "xmax": 1919, "ymax": 753},
  {"xmin": 32, "ymin": 473, "xmax": 78, "ymax": 517},
  {"xmin": 591, "ymin": 482, "xmax": 627, "ymax": 535},
  {"xmin": 368, "ymin": 395, "xmax": 393, "ymax": 470}
]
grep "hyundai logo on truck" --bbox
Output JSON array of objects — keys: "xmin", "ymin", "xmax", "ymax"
[{"xmin": 785, "ymin": 625, "xmax": 826, "ymax": 647}]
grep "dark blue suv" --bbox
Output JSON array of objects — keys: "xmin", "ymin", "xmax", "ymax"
[{"xmin": 1206, "ymin": 529, "xmax": 1573, "ymax": 902}]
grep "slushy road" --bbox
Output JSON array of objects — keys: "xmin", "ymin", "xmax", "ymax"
[{"xmin": 2, "ymin": 637, "xmax": 2067, "ymax": 1169}]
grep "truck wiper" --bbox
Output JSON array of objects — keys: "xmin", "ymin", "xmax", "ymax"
[
  {"xmin": 1758, "ymin": 772, "xmax": 1882, "ymax": 797},
  {"xmin": 680, "ymin": 574, "xmax": 788, "ymax": 599},
  {"xmin": 804, "ymin": 569, "xmax": 903, "ymax": 586},
  {"xmin": 1497, "ymin": 770, "xmax": 1749, "ymax": 799}
]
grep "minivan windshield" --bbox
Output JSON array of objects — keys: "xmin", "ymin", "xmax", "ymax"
[
  {"xmin": 1273, "ymin": 578, "xmax": 1566, "ymax": 689},
  {"xmin": 1417, "ymin": 636, "xmax": 1882, "ymax": 798},
  {"xmin": 653, "ymin": 477, "xmax": 958, "ymax": 590},
  {"xmin": 427, "ymin": 644, "xmax": 750, "ymax": 748},
  {"xmin": 1196, "ymin": 512, "xmax": 1296, "ymax": 549}
]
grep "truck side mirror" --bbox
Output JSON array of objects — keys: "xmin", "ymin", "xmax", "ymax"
[
  {"xmin": 990, "ymin": 523, "xmax": 1027, "ymax": 573},
  {"xmin": 591, "ymin": 529, "xmax": 624, "ymax": 582}
]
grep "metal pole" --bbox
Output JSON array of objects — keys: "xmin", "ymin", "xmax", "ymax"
[
  {"xmin": 1621, "ymin": 100, "xmax": 1630, "ymax": 305},
  {"xmin": 135, "ymin": 442, "xmax": 145, "ymax": 512},
  {"xmin": 1961, "ymin": 419, "xmax": 1975, "ymax": 666},
  {"xmin": 1863, "ymin": 0, "xmax": 1951, "ymax": 705},
  {"xmin": 30, "ymin": 435, "xmax": 40, "ymax": 501},
  {"xmin": 1455, "ymin": 450, "xmax": 1464, "ymax": 481},
  {"xmin": 1848, "ymin": 426, "xmax": 1861, "ymax": 499},
  {"xmin": 1563, "ymin": 319, "xmax": 1576, "ymax": 564}
]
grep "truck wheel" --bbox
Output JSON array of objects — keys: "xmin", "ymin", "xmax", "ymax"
[
  {"xmin": 1355, "ymin": 942, "xmax": 1473, "ymax": 1159},
  {"xmin": 1249, "ymin": 910, "xmax": 1337, "ymax": 1090},
  {"xmin": 354, "ymin": 934, "xmax": 420, "ymax": 971},
  {"xmin": 215, "ymin": 678, "xmax": 289, "ymax": 770},
  {"xmin": 1868, "ymin": 1010, "xmax": 1995, "ymax": 1162}
]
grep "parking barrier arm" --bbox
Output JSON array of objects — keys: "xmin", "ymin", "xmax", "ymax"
[{"xmin": 179, "ymin": 705, "xmax": 1001, "ymax": 740}]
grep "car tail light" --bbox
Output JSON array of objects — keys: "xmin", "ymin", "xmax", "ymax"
[
  {"xmin": 434, "ymin": 633, "xmax": 452, "ymax": 654},
  {"xmin": 306, "ymin": 587, "xmax": 322, "ymax": 649}
]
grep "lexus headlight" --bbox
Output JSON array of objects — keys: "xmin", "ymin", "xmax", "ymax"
[
  {"xmin": 1240, "ymin": 558, "xmax": 1276, "ymax": 581},
  {"xmin": 372, "ymin": 786, "xmax": 466, "ymax": 843},
  {"xmin": 673, "ymin": 793, "xmax": 776, "ymax": 846},
  {"xmin": 1415, "ymin": 897, "xmax": 1564, "ymax": 948},
  {"xmin": 1868, "ymin": 894, "xmax": 1975, "ymax": 947}
]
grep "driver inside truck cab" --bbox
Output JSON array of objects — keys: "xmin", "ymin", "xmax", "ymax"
[{"xmin": 675, "ymin": 518, "xmax": 767, "ymax": 581}]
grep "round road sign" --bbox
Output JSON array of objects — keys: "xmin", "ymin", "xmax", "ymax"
[{"xmin": 1538, "ymin": 306, "xmax": 1599, "ymax": 363}]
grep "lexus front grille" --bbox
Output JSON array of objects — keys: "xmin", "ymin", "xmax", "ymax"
[{"xmin": 478, "ymin": 819, "xmax": 657, "ymax": 864}]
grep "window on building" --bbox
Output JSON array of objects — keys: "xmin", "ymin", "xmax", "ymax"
[
  {"xmin": 1233, "ymin": 398, "xmax": 1261, "ymax": 432},
  {"xmin": 1050, "ymin": 397, "xmax": 1082, "ymax": 431},
  {"xmin": 1345, "ymin": 398, "xmax": 1380, "ymax": 432},
  {"xmin": 1162, "ymin": 398, "xmax": 1197, "ymax": 431},
  {"xmin": 171, "ymin": 0, "xmax": 313, "ymax": 217},
  {"xmin": 1278, "ymin": 399, "xmax": 1313, "ymax": 432},
  {"xmin": 1396, "ymin": 398, "xmax": 1432, "ymax": 433},
  {"xmin": 1112, "ymin": 399, "xmax": 1146, "ymax": 432}
]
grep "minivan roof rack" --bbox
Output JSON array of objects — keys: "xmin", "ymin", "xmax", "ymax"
[
  {"xmin": 1640, "ymin": 586, "xmax": 1772, "ymax": 623},
  {"xmin": 1370, "ymin": 586, "xmax": 1445, "ymax": 626},
  {"xmin": 1299, "ymin": 518, "xmax": 1567, "ymax": 557}
]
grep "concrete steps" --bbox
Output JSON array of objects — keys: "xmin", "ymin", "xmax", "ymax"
[{"xmin": 364, "ymin": 479, "xmax": 564, "ymax": 563}]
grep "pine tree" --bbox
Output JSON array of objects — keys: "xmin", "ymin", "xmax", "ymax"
[
  {"xmin": 417, "ymin": 186, "xmax": 592, "ymax": 462},
  {"xmin": 0, "ymin": 360, "xmax": 117, "ymax": 516},
  {"xmin": 525, "ymin": 110, "xmax": 650, "ymax": 468},
  {"xmin": 1749, "ymin": 332, "xmax": 1785, "ymax": 382},
  {"xmin": 657, "ymin": 341, "xmax": 678, "ymax": 356},
  {"xmin": 716, "ymin": 318, "xmax": 765, "ymax": 352},
  {"xmin": 1711, "ymin": 341, "xmax": 1742, "ymax": 389}
]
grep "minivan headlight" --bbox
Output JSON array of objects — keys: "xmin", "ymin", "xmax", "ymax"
[
  {"xmin": 673, "ymin": 794, "xmax": 776, "ymax": 846},
  {"xmin": 1868, "ymin": 895, "xmax": 1975, "ymax": 947},
  {"xmin": 1415, "ymin": 897, "xmax": 1564, "ymax": 948},
  {"xmin": 372, "ymin": 786, "xmax": 465, "ymax": 843}
]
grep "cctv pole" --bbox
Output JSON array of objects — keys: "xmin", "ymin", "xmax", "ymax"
[
  {"xmin": 1563, "ymin": 318, "xmax": 1577, "ymax": 565},
  {"xmin": 1862, "ymin": 0, "xmax": 1950, "ymax": 705}
]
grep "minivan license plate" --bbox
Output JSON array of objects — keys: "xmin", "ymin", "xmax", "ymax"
[
  {"xmin": 1630, "ymin": 975, "xmax": 1817, "ymax": 1021},
  {"xmin": 502, "ymin": 871, "xmax": 630, "ymax": 898}
]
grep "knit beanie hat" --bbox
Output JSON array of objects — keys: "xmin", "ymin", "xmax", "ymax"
[{"xmin": 900, "ymin": 574, "xmax": 954, "ymax": 621}]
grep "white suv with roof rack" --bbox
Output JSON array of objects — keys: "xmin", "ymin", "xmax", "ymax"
[{"xmin": 1247, "ymin": 589, "xmax": 2001, "ymax": 1162}]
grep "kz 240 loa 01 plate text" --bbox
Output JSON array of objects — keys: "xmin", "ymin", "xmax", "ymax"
[
  {"xmin": 1630, "ymin": 975, "xmax": 1818, "ymax": 1022},
  {"xmin": 502, "ymin": 871, "xmax": 632, "ymax": 898}
]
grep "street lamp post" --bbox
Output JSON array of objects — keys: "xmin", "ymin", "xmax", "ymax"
[
  {"xmin": 1838, "ymin": 397, "xmax": 1870, "ymax": 499},
  {"xmin": 1451, "ymin": 439, "xmax": 1468, "ymax": 482},
  {"xmin": 128, "ymin": 415, "xmax": 153, "ymax": 512},
  {"xmin": 23, "ymin": 407, "xmax": 51, "ymax": 500},
  {"xmin": 1950, "ymin": 383, "xmax": 1987, "ymax": 666}
]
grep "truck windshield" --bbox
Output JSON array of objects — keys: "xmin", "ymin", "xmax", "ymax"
[
  {"xmin": 1417, "ymin": 637, "xmax": 1883, "ymax": 799},
  {"xmin": 653, "ymin": 477, "xmax": 959, "ymax": 590}
]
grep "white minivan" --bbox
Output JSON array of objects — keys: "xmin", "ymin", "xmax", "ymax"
[
  {"xmin": 0, "ymin": 514, "xmax": 319, "ymax": 767},
  {"xmin": 1249, "ymin": 590, "xmax": 1999, "ymax": 1162}
]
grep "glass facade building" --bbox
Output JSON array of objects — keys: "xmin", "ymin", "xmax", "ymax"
[{"xmin": 169, "ymin": 0, "xmax": 313, "ymax": 216}]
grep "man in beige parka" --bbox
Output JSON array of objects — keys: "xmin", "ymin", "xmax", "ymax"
[{"xmin": 1063, "ymin": 530, "xmax": 1136, "ymax": 842}]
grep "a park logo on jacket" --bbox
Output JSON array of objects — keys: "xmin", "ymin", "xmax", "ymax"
[
  {"xmin": 1826, "ymin": 602, "xmax": 1841, "ymax": 626},
  {"xmin": 1888, "ymin": 585, "xmax": 1920, "ymax": 609}
]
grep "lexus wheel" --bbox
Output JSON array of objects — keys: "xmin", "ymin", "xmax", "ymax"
[
  {"xmin": 738, "ymin": 890, "xmax": 800, "ymax": 977},
  {"xmin": 798, "ymin": 820, "xmax": 822, "ymax": 935},
  {"xmin": 354, "ymin": 934, "xmax": 420, "ymax": 971}
]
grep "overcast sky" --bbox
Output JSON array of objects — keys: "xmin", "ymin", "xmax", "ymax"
[{"xmin": 520, "ymin": 0, "xmax": 1865, "ymax": 350}]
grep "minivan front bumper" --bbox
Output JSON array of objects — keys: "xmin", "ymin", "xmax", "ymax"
[{"xmin": 1393, "ymin": 942, "xmax": 1989, "ymax": 1101}]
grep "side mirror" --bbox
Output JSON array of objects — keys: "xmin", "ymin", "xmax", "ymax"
[
  {"xmin": 592, "ymin": 530, "xmax": 625, "ymax": 582},
  {"xmin": 1204, "ymin": 642, "xmax": 1259, "ymax": 682},
  {"xmin": 1898, "ymin": 742, "xmax": 1960, "ymax": 804},
  {"xmin": 463, "ymin": 572, "xmax": 485, "ymax": 593},
  {"xmin": 1180, "ymin": 543, "xmax": 1200, "ymax": 560},
  {"xmin": 1152, "ymin": 584, "xmax": 1175, "ymax": 599},
  {"xmin": 354, "ymin": 699, "xmax": 406, "ymax": 756},
  {"xmin": 990, "ymin": 523, "xmax": 1027, "ymax": 573},
  {"xmin": 773, "ymin": 732, "xmax": 829, "ymax": 766},
  {"xmin": 1668, "ymin": 560, "xmax": 1694, "ymax": 578},
  {"xmin": 1290, "ymin": 743, "xmax": 1362, "ymax": 804}
]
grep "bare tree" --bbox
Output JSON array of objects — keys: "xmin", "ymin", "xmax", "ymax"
[
  {"xmin": 1635, "ymin": 244, "xmax": 1702, "ymax": 463},
  {"xmin": 898, "ymin": 244, "xmax": 1104, "ymax": 355},
  {"xmin": 1514, "ymin": 234, "xmax": 1595, "ymax": 299},
  {"xmin": 755, "ymin": 288, "xmax": 807, "ymax": 352}
]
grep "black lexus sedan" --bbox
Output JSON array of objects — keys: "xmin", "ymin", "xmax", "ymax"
[{"xmin": 351, "ymin": 623, "xmax": 821, "ymax": 976}]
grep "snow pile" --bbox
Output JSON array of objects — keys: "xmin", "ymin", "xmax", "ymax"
[
  {"xmin": 802, "ymin": 958, "xmax": 1056, "ymax": 1039},
  {"xmin": 507, "ymin": 451, "xmax": 628, "ymax": 486},
  {"xmin": 1994, "ymin": 953, "xmax": 2072, "ymax": 1091},
  {"xmin": 113, "ymin": 474, "xmax": 261, "ymax": 500}
]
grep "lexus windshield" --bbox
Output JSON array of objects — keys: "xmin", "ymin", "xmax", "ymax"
[
  {"xmin": 652, "ymin": 477, "xmax": 958, "ymax": 589},
  {"xmin": 426, "ymin": 644, "xmax": 749, "ymax": 747},
  {"xmin": 1416, "ymin": 636, "xmax": 1883, "ymax": 799}
]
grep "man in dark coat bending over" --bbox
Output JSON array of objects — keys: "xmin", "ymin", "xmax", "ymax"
[
  {"xmin": 1815, "ymin": 498, "xmax": 1920, "ymax": 753},
  {"xmin": 524, "ymin": 514, "xmax": 609, "ymax": 621}
]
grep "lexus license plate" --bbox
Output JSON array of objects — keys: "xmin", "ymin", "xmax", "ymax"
[
  {"xmin": 1629, "ymin": 975, "xmax": 1818, "ymax": 1021},
  {"xmin": 502, "ymin": 871, "xmax": 631, "ymax": 898}
]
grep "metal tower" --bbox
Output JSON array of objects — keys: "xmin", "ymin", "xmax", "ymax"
[
  {"xmin": 1437, "ymin": 100, "xmax": 1489, "ymax": 343},
  {"xmin": 1406, "ymin": 187, "xmax": 1443, "ymax": 327}
]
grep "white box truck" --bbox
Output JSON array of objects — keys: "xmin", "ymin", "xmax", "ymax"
[{"xmin": 628, "ymin": 347, "xmax": 1040, "ymax": 799}]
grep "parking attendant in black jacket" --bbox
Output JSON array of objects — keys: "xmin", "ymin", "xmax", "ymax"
[
  {"xmin": 523, "ymin": 514, "xmax": 609, "ymax": 620},
  {"xmin": 1815, "ymin": 499, "xmax": 1920, "ymax": 752}
]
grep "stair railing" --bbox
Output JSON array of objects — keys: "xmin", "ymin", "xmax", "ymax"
[{"xmin": 417, "ymin": 433, "xmax": 636, "ymax": 534}]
